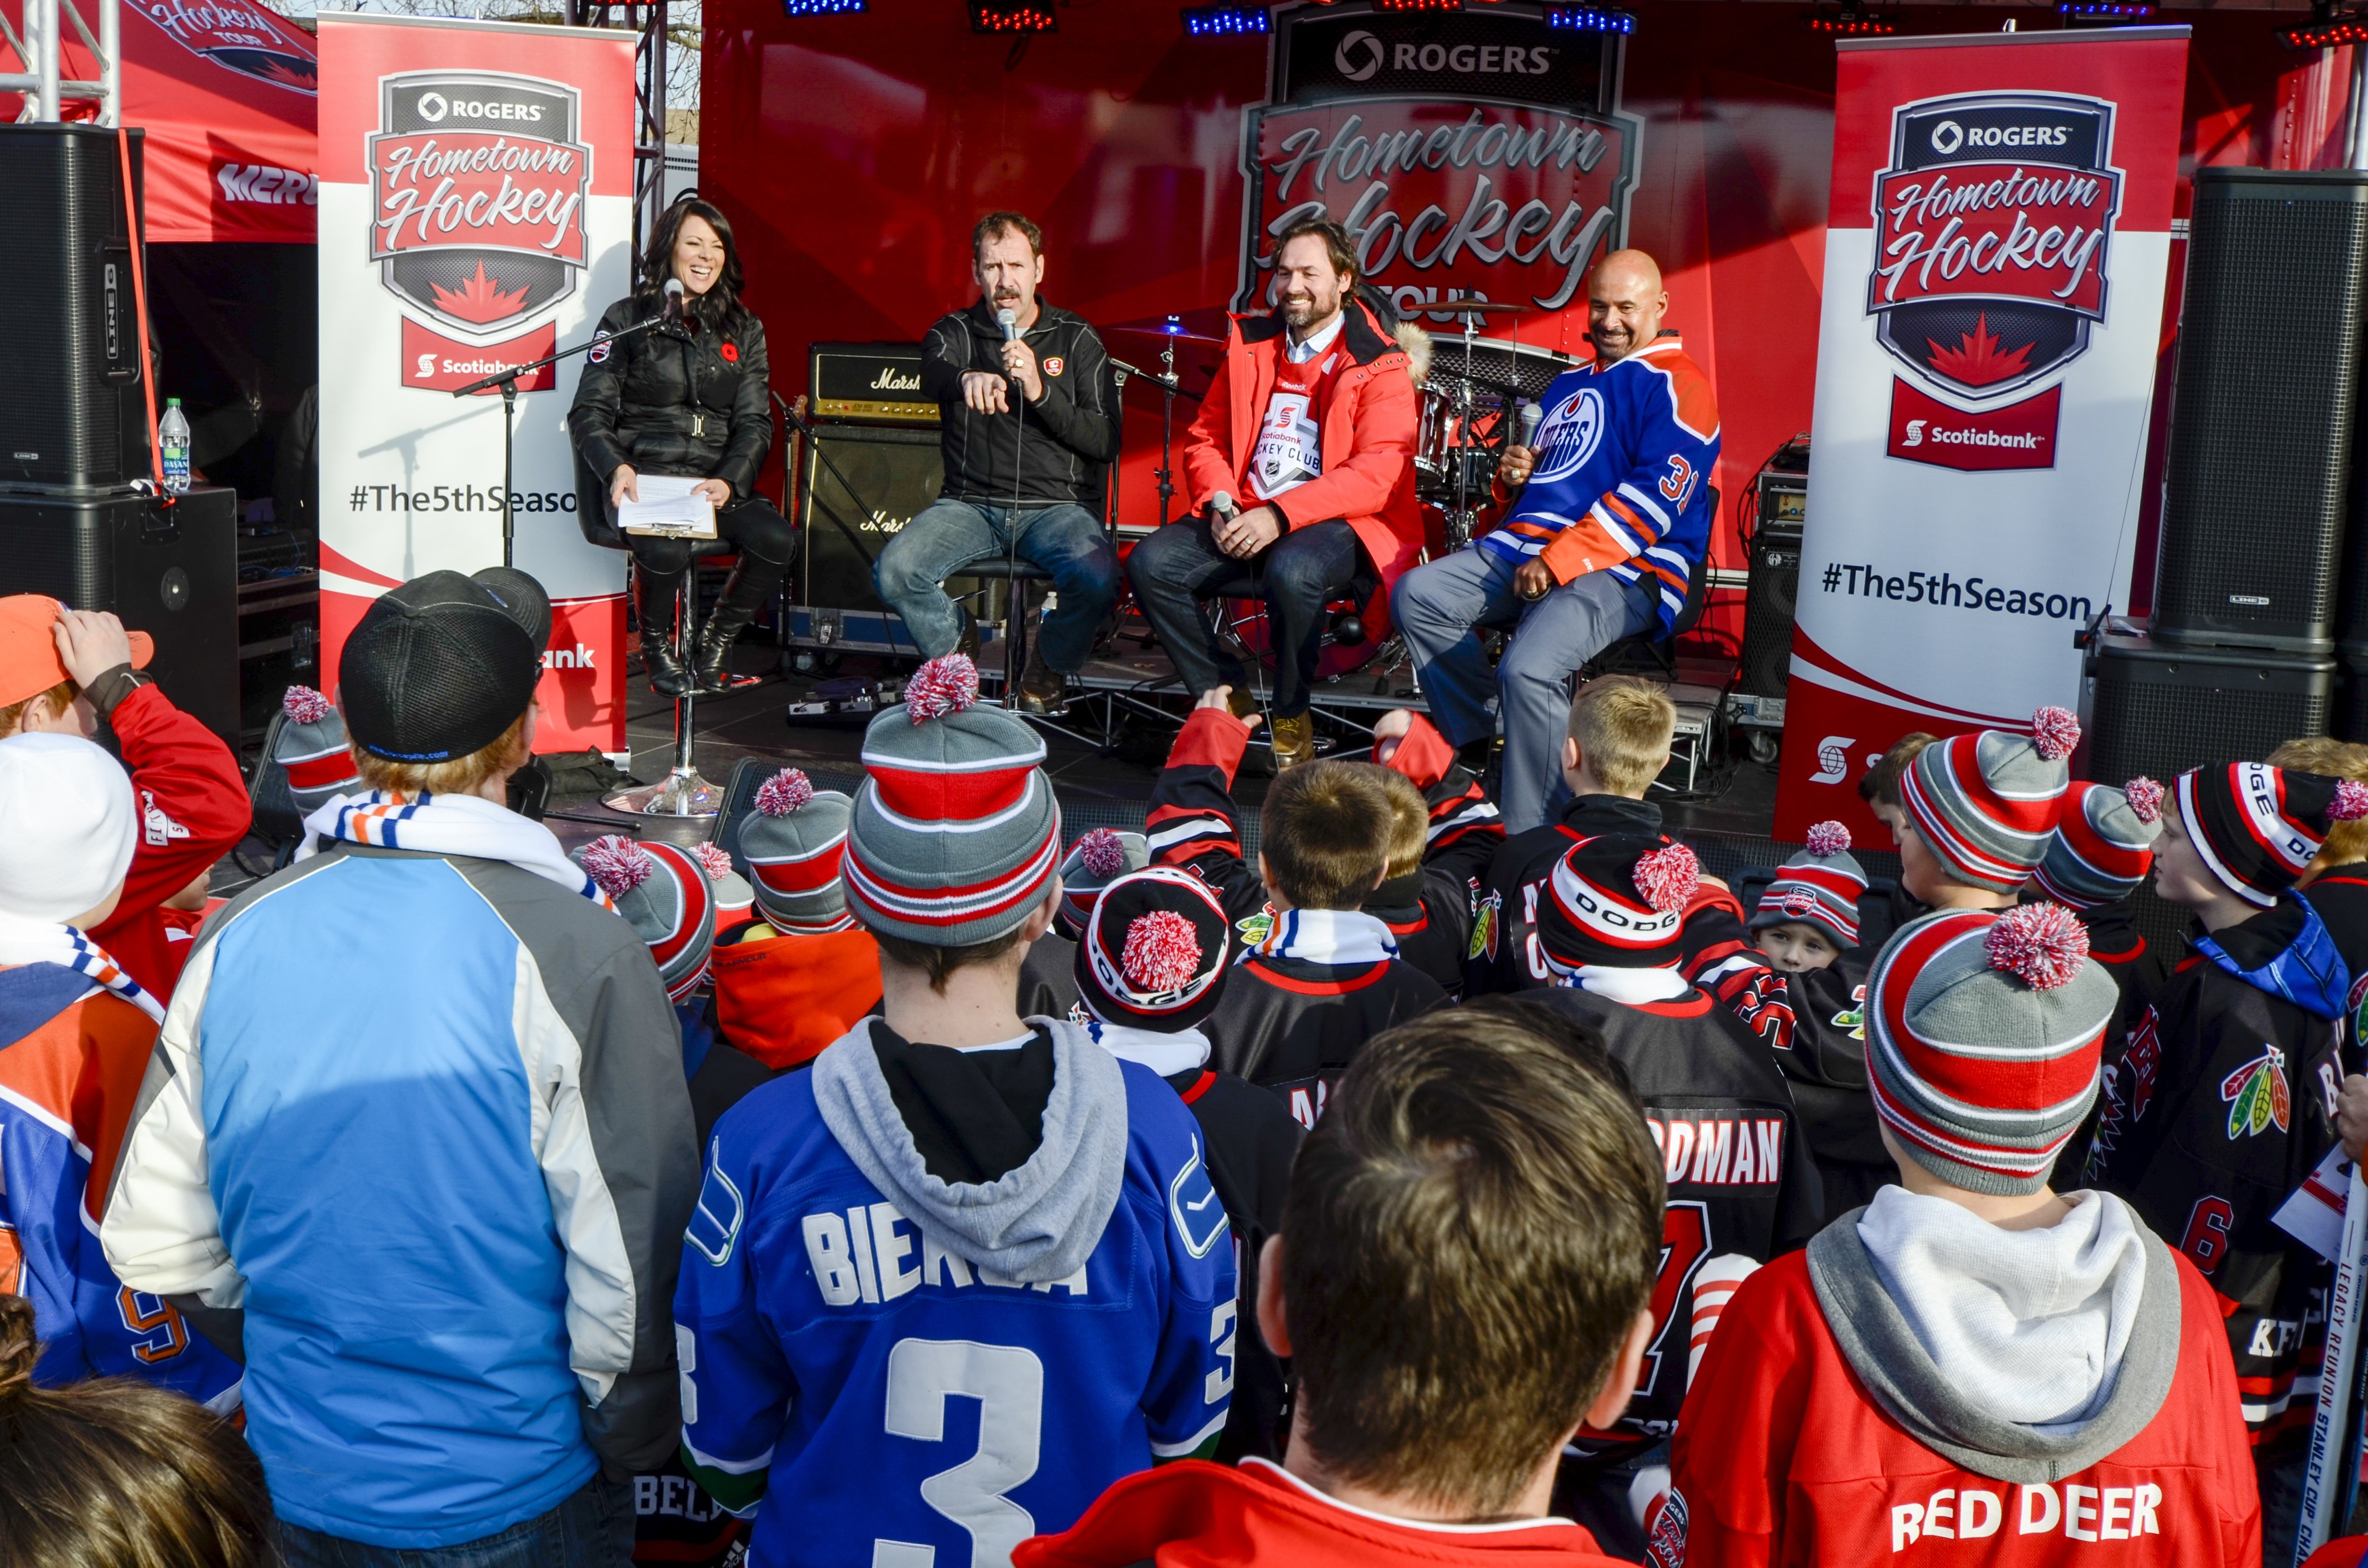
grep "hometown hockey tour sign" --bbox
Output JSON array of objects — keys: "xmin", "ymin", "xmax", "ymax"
[{"xmin": 1772, "ymin": 29, "xmax": 2188, "ymax": 842}]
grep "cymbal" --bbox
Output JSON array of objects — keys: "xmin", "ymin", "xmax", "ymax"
[
  {"xmin": 1415, "ymin": 299, "xmax": 1530, "ymax": 316},
  {"xmin": 1106, "ymin": 321, "xmax": 1228, "ymax": 346}
]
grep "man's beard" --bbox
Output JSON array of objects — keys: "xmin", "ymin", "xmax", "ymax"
[{"xmin": 1283, "ymin": 291, "xmax": 1338, "ymax": 328}]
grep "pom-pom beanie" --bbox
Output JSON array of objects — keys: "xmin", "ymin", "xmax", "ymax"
[
  {"xmin": 2032, "ymin": 779, "xmax": 2162, "ymax": 910},
  {"xmin": 2175, "ymin": 762, "xmax": 2368, "ymax": 908},
  {"xmin": 1536, "ymin": 833, "xmax": 1699, "ymax": 975},
  {"xmin": 1073, "ymin": 867, "xmax": 1232, "ymax": 1033},
  {"xmin": 271, "ymin": 685, "xmax": 361, "ymax": 814},
  {"xmin": 1865, "ymin": 904, "xmax": 2120, "ymax": 1195},
  {"xmin": 845, "ymin": 655, "xmax": 1062, "ymax": 946},
  {"xmin": 573, "ymin": 835, "xmax": 717, "ymax": 1001},
  {"xmin": 1750, "ymin": 820, "xmax": 1866, "ymax": 950},
  {"xmin": 735, "ymin": 768, "xmax": 856, "ymax": 932},
  {"xmin": 1056, "ymin": 828, "xmax": 1149, "ymax": 942},
  {"xmin": 1900, "ymin": 707, "xmax": 2080, "ymax": 892}
]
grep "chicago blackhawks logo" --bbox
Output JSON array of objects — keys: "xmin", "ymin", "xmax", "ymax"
[
  {"xmin": 1867, "ymin": 92, "xmax": 2125, "ymax": 402},
  {"xmin": 1470, "ymin": 889, "xmax": 1501, "ymax": 962},
  {"xmin": 368, "ymin": 71, "xmax": 591, "ymax": 336},
  {"xmin": 2222, "ymin": 1044, "xmax": 2292, "ymax": 1140}
]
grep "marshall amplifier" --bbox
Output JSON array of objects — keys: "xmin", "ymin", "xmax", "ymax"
[
  {"xmin": 790, "ymin": 424, "xmax": 1005, "ymax": 655},
  {"xmin": 809, "ymin": 342, "xmax": 937, "ymax": 425}
]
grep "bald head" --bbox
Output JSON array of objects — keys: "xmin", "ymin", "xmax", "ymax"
[{"xmin": 1588, "ymin": 249, "xmax": 1668, "ymax": 364}]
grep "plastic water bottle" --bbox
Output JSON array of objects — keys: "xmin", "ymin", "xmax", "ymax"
[{"xmin": 159, "ymin": 398, "xmax": 191, "ymax": 493}]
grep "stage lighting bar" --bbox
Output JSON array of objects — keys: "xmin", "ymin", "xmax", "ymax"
[
  {"xmin": 970, "ymin": 0, "xmax": 1056, "ymax": 30},
  {"xmin": 2057, "ymin": 1, "xmax": 2151, "ymax": 14},
  {"xmin": 1543, "ymin": 5, "xmax": 1634, "ymax": 31},
  {"xmin": 1181, "ymin": 1, "xmax": 1267, "ymax": 32},
  {"xmin": 782, "ymin": 0, "xmax": 863, "ymax": 14},
  {"xmin": 2279, "ymin": 8, "xmax": 2368, "ymax": 46},
  {"xmin": 1376, "ymin": 0, "xmax": 1463, "ymax": 12},
  {"xmin": 1802, "ymin": 4, "xmax": 1895, "ymax": 33}
]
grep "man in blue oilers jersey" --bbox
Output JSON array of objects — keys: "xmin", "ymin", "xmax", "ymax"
[
  {"xmin": 673, "ymin": 653, "xmax": 1235, "ymax": 1568},
  {"xmin": 1392, "ymin": 250, "xmax": 1721, "ymax": 834}
]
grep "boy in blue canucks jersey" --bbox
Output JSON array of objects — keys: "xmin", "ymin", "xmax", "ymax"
[
  {"xmin": 675, "ymin": 654, "xmax": 1236, "ymax": 1568},
  {"xmin": 1393, "ymin": 250, "xmax": 1721, "ymax": 834}
]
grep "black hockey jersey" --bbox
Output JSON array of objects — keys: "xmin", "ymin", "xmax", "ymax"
[
  {"xmin": 1169, "ymin": 1065, "xmax": 1303, "ymax": 1463},
  {"xmin": 1019, "ymin": 931, "xmax": 1081, "ymax": 1020},
  {"xmin": 2305, "ymin": 869, "xmax": 2368, "ymax": 1036},
  {"xmin": 1529, "ymin": 981, "xmax": 1825, "ymax": 1461},
  {"xmin": 1701, "ymin": 952, "xmax": 1889, "ymax": 1217},
  {"xmin": 1148, "ymin": 706, "xmax": 1449, "ymax": 1120},
  {"xmin": 1361, "ymin": 713, "xmax": 1504, "ymax": 999},
  {"xmin": 1465, "ymin": 794, "xmax": 1749, "ymax": 998},
  {"xmin": 2082, "ymin": 894, "xmax": 2352, "ymax": 1455}
]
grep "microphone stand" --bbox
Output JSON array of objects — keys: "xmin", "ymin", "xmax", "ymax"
[{"xmin": 453, "ymin": 312, "xmax": 668, "ymax": 568}]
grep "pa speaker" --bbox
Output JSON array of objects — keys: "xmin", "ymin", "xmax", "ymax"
[
  {"xmin": 1738, "ymin": 525, "xmax": 1801, "ymax": 697},
  {"xmin": 2154, "ymin": 168, "xmax": 2368, "ymax": 655},
  {"xmin": 2083, "ymin": 620, "xmax": 2336, "ymax": 952},
  {"xmin": 0, "ymin": 487, "xmax": 239, "ymax": 748},
  {"xmin": 0, "ymin": 125, "xmax": 149, "ymax": 493}
]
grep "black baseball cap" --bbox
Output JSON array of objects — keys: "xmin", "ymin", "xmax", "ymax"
[
  {"xmin": 472, "ymin": 566, "xmax": 553, "ymax": 654},
  {"xmin": 340, "ymin": 569, "xmax": 546, "ymax": 762}
]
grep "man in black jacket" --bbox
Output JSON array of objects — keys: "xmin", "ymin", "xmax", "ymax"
[{"xmin": 875, "ymin": 212, "xmax": 1122, "ymax": 713}]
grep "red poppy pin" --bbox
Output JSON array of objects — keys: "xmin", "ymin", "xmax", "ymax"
[{"xmin": 720, "ymin": 342, "xmax": 739, "ymax": 364}]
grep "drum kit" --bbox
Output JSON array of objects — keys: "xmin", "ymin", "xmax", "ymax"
[{"xmin": 1410, "ymin": 298, "xmax": 1575, "ymax": 551}]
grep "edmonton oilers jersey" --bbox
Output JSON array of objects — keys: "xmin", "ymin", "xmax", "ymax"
[
  {"xmin": 674, "ymin": 1061, "xmax": 1236, "ymax": 1568},
  {"xmin": 1480, "ymin": 335, "xmax": 1720, "ymax": 634}
]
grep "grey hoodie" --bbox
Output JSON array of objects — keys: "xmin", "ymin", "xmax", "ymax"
[
  {"xmin": 1809, "ymin": 1187, "xmax": 2184, "ymax": 1484},
  {"xmin": 810, "ymin": 1016, "xmax": 1129, "ymax": 1284}
]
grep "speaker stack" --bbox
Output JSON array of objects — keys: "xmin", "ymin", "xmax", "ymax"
[
  {"xmin": 790, "ymin": 341, "xmax": 1006, "ymax": 660},
  {"xmin": 0, "ymin": 125, "xmax": 238, "ymax": 746},
  {"xmin": 2083, "ymin": 167, "xmax": 2368, "ymax": 948}
]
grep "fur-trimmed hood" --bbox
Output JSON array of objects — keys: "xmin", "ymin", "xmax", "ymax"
[{"xmin": 1394, "ymin": 321, "xmax": 1432, "ymax": 386}]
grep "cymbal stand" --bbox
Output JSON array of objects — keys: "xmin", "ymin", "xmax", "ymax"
[
  {"xmin": 1156, "ymin": 319, "xmax": 1181, "ymax": 529},
  {"xmin": 1442, "ymin": 305, "xmax": 1486, "ymax": 551}
]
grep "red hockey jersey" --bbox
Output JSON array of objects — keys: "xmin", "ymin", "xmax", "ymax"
[
  {"xmin": 1016, "ymin": 1456, "xmax": 1634, "ymax": 1568},
  {"xmin": 1660, "ymin": 1250, "xmax": 2259, "ymax": 1568}
]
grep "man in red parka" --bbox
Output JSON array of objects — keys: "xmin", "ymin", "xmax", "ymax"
[
  {"xmin": 1658, "ymin": 903, "xmax": 2260, "ymax": 1568},
  {"xmin": 1126, "ymin": 215, "xmax": 1421, "ymax": 771},
  {"xmin": 0, "ymin": 597, "xmax": 250, "ymax": 999}
]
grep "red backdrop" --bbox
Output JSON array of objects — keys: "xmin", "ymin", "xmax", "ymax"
[{"xmin": 701, "ymin": 0, "xmax": 2316, "ymax": 656}]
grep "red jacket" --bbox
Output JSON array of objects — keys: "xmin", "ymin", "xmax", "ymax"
[
  {"xmin": 1181, "ymin": 298, "xmax": 1424, "ymax": 606},
  {"xmin": 709, "ymin": 924, "xmax": 882, "ymax": 1070},
  {"xmin": 1016, "ymin": 1456, "xmax": 1632, "ymax": 1568},
  {"xmin": 88, "ymin": 684, "xmax": 251, "ymax": 1001},
  {"xmin": 1661, "ymin": 1251, "xmax": 2260, "ymax": 1568}
]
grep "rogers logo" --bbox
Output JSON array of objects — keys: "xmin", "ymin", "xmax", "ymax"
[
  {"xmin": 1335, "ymin": 29, "xmax": 1384, "ymax": 82},
  {"xmin": 1930, "ymin": 120, "xmax": 2072, "ymax": 155}
]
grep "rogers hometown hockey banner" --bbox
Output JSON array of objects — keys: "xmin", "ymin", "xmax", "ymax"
[
  {"xmin": 1772, "ymin": 28, "xmax": 2188, "ymax": 842},
  {"xmin": 317, "ymin": 12, "xmax": 636, "ymax": 755}
]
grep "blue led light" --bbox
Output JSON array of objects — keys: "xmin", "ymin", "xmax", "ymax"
[
  {"xmin": 782, "ymin": 0, "xmax": 863, "ymax": 15},
  {"xmin": 1182, "ymin": 2, "xmax": 1267, "ymax": 33},
  {"xmin": 1544, "ymin": 5, "xmax": 1634, "ymax": 31}
]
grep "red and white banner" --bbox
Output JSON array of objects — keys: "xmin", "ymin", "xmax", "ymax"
[
  {"xmin": 317, "ymin": 13, "xmax": 635, "ymax": 756},
  {"xmin": 1773, "ymin": 28, "xmax": 2188, "ymax": 842}
]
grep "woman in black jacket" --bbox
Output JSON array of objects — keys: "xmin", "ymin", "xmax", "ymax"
[{"xmin": 570, "ymin": 197, "xmax": 790, "ymax": 695}]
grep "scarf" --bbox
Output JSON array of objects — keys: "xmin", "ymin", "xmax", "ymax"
[
  {"xmin": 299, "ymin": 790, "xmax": 613, "ymax": 908},
  {"xmin": 1249, "ymin": 908, "xmax": 1400, "ymax": 968},
  {"xmin": 1075, "ymin": 1011, "xmax": 1213, "ymax": 1078},
  {"xmin": 0, "ymin": 910, "xmax": 164, "ymax": 1023},
  {"xmin": 1553, "ymin": 962, "xmax": 1691, "ymax": 1004}
]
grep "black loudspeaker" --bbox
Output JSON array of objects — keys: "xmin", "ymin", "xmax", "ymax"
[
  {"xmin": 0, "ymin": 125, "xmax": 149, "ymax": 493},
  {"xmin": 2083, "ymin": 620, "xmax": 2337, "ymax": 953},
  {"xmin": 2342, "ymin": 643, "xmax": 2368, "ymax": 744},
  {"xmin": 796, "ymin": 424, "xmax": 1006, "ymax": 622},
  {"xmin": 1738, "ymin": 525, "xmax": 1802, "ymax": 697},
  {"xmin": 2154, "ymin": 169, "xmax": 2368, "ymax": 654},
  {"xmin": 0, "ymin": 487, "xmax": 239, "ymax": 748}
]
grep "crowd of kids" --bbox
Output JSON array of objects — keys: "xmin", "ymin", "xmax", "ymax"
[{"xmin": 13, "ymin": 564, "xmax": 2368, "ymax": 1568}]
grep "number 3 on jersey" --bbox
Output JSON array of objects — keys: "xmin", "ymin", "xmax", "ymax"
[{"xmin": 876, "ymin": 1339, "xmax": 1045, "ymax": 1568}]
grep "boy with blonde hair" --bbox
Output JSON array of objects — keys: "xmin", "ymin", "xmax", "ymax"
[{"xmin": 1467, "ymin": 676, "xmax": 1739, "ymax": 996}]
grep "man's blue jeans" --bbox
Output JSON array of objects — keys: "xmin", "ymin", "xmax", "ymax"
[
  {"xmin": 873, "ymin": 498, "xmax": 1120, "ymax": 673},
  {"xmin": 274, "ymin": 1476, "xmax": 633, "ymax": 1568}
]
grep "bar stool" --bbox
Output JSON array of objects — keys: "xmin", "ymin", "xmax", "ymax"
[{"xmin": 959, "ymin": 557, "xmax": 1055, "ymax": 712}]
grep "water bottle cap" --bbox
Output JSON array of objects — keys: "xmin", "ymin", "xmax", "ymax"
[{"xmin": 165, "ymin": 397, "xmax": 180, "ymax": 406}]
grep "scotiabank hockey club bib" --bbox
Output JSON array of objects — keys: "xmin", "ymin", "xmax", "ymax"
[{"xmin": 1251, "ymin": 390, "xmax": 1322, "ymax": 499}]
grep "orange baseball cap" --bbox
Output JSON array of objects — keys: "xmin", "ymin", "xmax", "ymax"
[{"xmin": 0, "ymin": 595, "xmax": 152, "ymax": 709}]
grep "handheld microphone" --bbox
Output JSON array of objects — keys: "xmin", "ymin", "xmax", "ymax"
[
  {"xmin": 996, "ymin": 308, "xmax": 1021, "ymax": 382},
  {"xmin": 663, "ymin": 277, "xmax": 686, "ymax": 322},
  {"xmin": 1516, "ymin": 400, "xmax": 1543, "ymax": 446},
  {"xmin": 1209, "ymin": 491, "xmax": 1237, "ymax": 521}
]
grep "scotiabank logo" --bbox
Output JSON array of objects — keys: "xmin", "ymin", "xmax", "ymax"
[{"xmin": 1888, "ymin": 377, "xmax": 2059, "ymax": 472}]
